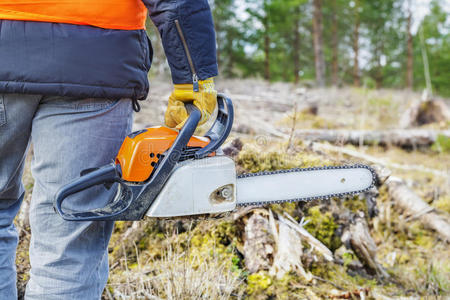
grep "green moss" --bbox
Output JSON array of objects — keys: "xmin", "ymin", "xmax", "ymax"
[
  {"xmin": 237, "ymin": 149, "xmax": 330, "ymax": 174},
  {"xmin": 247, "ymin": 271, "xmax": 272, "ymax": 295},
  {"xmin": 433, "ymin": 195, "xmax": 450, "ymax": 213},
  {"xmin": 431, "ymin": 134, "xmax": 450, "ymax": 153},
  {"xmin": 304, "ymin": 206, "xmax": 341, "ymax": 251},
  {"xmin": 413, "ymin": 232, "xmax": 435, "ymax": 249},
  {"xmin": 368, "ymin": 96, "xmax": 393, "ymax": 107},
  {"xmin": 342, "ymin": 195, "xmax": 367, "ymax": 214}
]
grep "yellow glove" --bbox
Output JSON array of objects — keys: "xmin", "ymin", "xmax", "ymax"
[{"xmin": 165, "ymin": 78, "xmax": 217, "ymax": 129}]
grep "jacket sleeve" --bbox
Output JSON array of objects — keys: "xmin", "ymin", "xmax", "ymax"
[{"xmin": 142, "ymin": 0, "xmax": 218, "ymax": 84}]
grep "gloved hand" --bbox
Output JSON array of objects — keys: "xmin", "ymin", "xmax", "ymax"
[{"xmin": 164, "ymin": 78, "xmax": 217, "ymax": 129}]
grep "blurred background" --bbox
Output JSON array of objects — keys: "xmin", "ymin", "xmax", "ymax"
[{"xmin": 147, "ymin": 0, "xmax": 450, "ymax": 97}]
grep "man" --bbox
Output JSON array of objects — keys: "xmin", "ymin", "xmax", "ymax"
[{"xmin": 0, "ymin": 1, "xmax": 218, "ymax": 298}]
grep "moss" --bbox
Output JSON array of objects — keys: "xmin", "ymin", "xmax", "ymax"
[
  {"xmin": 304, "ymin": 206, "xmax": 341, "ymax": 251},
  {"xmin": 342, "ymin": 195, "xmax": 367, "ymax": 214},
  {"xmin": 413, "ymin": 232, "xmax": 435, "ymax": 249},
  {"xmin": 433, "ymin": 195, "xmax": 450, "ymax": 213},
  {"xmin": 431, "ymin": 134, "xmax": 450, "ymax": 153},
  {"xmin": 237, "ymin": 149, "xmax": 331, "ymax": 174},
  {"xmin": 247, "ymin": 271, "xmax": 272, "ymax": 295},
  {"xmin": 278, "ymin": 111, "xmax": 337, "ymax": 130},
  {"xmin": 264, "ymin": 273, "xmax": 309, "ymax": 299},
  {"xmin": 269, "ymin": 202, "xmax": 298, "ymax": 217}
]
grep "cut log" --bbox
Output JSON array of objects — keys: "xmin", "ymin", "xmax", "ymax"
[
  {"xmin": 243, "ymin": 213, "xmax": 274, "ymax": 273},
  {"xmin": 385, "ymin": 176, "xmax": 450, "ymax": 242},
  {"xmin": 291, "ymin": 129, "xmax": 449, "ymax": 149},
  {"xmin": 269, "ymin": 219, "xmax": 311, "ymax": 280},
  {"xmin": 311, "ymin": 142, "xmax": 447, "ymax": 178},
  {"xmin": 341, "ymin": 212, "xmax": 389, "ymax": 279},
  {"xmin": 400, "ymin": 99, "xmax": 450, "ymax": 128}
]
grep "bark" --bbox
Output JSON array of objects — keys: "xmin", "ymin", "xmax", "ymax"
[
  {"xmin": 341, "ymin": 212, "xmax": 389, "ymax": 279},
  {"xmin": 243, "ymin": 213, "xmax": 274, "ymax": 273},
  {"xmin": 263, "ymin": 16, "xmax": 271, "ymax": 81},
  {"xmin": 291, "ymin": 129, "xmax": 450, "ymax": 149},
  {"xmin": 385, "ymin": 176, "xmax": 450, "ymax": 242},
  {"xmin": 352, "ymin": 0, "xmax": 360, "ymax": 86},
  {"xmin": 312, "ymin": 0, "xmax": 326, "ymax": 87},
  {"xmin": 406, "ymin": 0, "xmax": 414, "ymax": 90},
  {"xmin": 331, "ymin": 0, "xmax": 339, "ymax": 86},
  {"xmin": 293, "ymin": 6, "xmax": 301, "ymax": 84},
  {"xmin": 375, "ymin": 43, "xmax": 384, "ymax": 89}
]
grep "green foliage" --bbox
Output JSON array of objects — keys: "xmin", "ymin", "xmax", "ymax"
[
  {"xmin": 431, "ymin": 134, "xmax": 450, "ymax": 153},
  {"xmin": 414, "ymin": 0, "xmax": 450, "ymax": 96},
  {"xmin": 203, "ymin": 0, "xmax": 450, "ymax": 96}
]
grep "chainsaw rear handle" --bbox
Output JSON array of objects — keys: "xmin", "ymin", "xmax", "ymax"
[{"xmin": 54, "ymin": 104, "xmax": 202, "ymax": 221}]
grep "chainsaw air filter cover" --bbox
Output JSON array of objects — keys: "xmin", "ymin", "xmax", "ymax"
[{"xmin": 116, "ymin": 126, "xmax": 211, "ymax": 182}]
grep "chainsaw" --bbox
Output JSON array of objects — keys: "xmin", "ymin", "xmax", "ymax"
[{"xmin": 54, "ymin": 94, "xmax": 376, "ymax": 221}]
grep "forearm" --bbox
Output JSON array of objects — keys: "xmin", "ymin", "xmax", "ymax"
[{"xmin": 142, "ymin": 0, "xmax": 218, "ymax": 84}]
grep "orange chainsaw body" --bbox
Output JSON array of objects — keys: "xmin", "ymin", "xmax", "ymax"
[{"xmin": 115, "ymin": 126, "xmax": 211, "ymax": 182}]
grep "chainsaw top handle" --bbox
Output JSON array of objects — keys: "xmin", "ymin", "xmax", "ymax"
[
  {"xmin": 54, "ymin": 94, "xmax": 233, "ymax": 221},
  {"xmin": 195, "ymin": 93, "xmax": 234, "ymax": 158}
]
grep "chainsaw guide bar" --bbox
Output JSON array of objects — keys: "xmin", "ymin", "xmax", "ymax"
[{"xmin": 236, "ymin": 164, "xmax": 377, "ymax": 207}]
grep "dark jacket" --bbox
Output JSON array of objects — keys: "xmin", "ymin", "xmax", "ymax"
[{"xmin": 0, "ymin": 0, "xmax": 218, "ymax": 101}]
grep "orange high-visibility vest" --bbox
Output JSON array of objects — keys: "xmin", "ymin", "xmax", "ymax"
[{"xmin": 0, "ymin": 1, "xmax": 148, "ymax": 30}]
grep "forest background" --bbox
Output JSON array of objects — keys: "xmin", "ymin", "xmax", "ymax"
[{"xmin": 147, "ymin": 0, "xmax": 450, "ymax": 97}]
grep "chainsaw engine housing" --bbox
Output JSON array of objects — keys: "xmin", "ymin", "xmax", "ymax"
[{"xmin": 116, "ymin": 126, "xmax": 211, "ymax": 182}]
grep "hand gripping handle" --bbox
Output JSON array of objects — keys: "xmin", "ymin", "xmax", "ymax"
[{"xmin": 195, "ymin": 93, "xmax": 234, "ymax": 158}]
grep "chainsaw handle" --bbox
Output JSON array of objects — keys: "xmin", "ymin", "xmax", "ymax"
[
  {"xmin": 195, "ymin": 94, "xmax": 234, "ymax": 159},
  {"xmin": 53, "ymin": 163, "xmax": 128, "ymax": 220}
]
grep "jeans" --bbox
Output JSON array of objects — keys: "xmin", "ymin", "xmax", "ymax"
[{"xmin": 0, "ymin": 94, "xmax": 133, "ymax": 299}]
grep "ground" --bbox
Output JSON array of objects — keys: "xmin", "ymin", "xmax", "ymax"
[{"xmin": 15, "ymin": 79, "xmax": 449, "ymax": 299}]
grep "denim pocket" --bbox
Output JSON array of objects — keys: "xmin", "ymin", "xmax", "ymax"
[{"xmin": 0, "ymin": 95, "xmax": 6, "ymax": 127}]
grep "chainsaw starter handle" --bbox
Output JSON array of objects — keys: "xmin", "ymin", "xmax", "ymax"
[{"xmin": 195, "ymin": 93, "xmax": 234, "ymax": 159}]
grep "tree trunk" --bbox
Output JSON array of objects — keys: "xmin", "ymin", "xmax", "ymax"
[
  {"xmin": 263, "ymin": 15, "xmax": 271, "ymax": 81},
  {"xmin": 331, "ymin": 0, "xmax": 339, "ymax": 86},
  {"xmin": 293, "ymin": 6, "xmax": 301, "ymax": 84},
  {"xmin": 352, "ymin": 0, "xmax": 360, "ymax": 86},
  {"xmin": 406, "ymin": 0, "xmax": 414, "ymax": 90},
  {"xmin": 312, "ymin": 0, "xmax": 326, "ymax": 87},
  {"xmin": 385, "ymin": 177, "xmax": 450, "ymax": 242},
  {"xmin": 290, "ymin": 129, "xmax": 450, "ymax": 149},
  {"xmin": 375, "ymin": 38, "xmax": 384, "ymax": 89}
]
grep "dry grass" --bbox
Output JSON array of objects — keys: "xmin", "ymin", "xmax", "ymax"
[{"xmin": 105, "ymin": 231, "xmax": 243, "ymax": 300}]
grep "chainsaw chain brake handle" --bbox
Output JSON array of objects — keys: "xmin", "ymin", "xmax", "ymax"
[{"xmin": 54, "ymin": 94, "xmax": 233, "ymax": 221}]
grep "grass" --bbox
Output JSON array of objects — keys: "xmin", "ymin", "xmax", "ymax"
[{"xmin": 106, "ymin": 223, "xmax": 244, "ymax": 300}]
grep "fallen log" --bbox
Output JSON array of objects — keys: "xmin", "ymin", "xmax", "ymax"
[
  {"xmin": 291, "ymin": 129, "xmax": 450, "ymax": 149},
  {"xmin": 311, "ymin": 142, "xmax": 450, "ymax": 242},
  {"xmin": 341, "ymin": 212, "xmax": 389, "ymax": 279},
  {"xmin": 311, "ymin": 142, "xmax": 447, "ymax": 178},
  {"xmin": 385, "ymin": 176, "xmax": 450, "ymax": 242}
]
